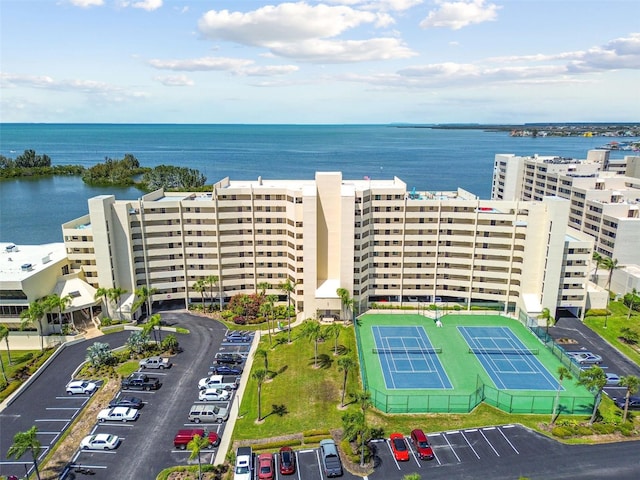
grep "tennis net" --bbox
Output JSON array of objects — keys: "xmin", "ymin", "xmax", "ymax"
[
  {"xmin": 372, "ymin": 347, "xmax": 442, "ymax": 355},
  {"xmin": 469, "ymin": 347, "xmax": 539, "ymax": 356}
]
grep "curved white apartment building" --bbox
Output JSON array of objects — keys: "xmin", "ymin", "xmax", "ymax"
[{"xmin": 61, "ymin": 172, "xmax": 592, "ymax": 322}]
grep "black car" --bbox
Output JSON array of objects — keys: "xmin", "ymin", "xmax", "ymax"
[
  {"xmin": 108, "ymin": 394, "xmax": 144, "ymax": 409},
  {"xmin": 613, "ymin": 396, "xmax": 640, "ymax": 410},
  {"xmin": 214, "ymin": 353, "xmax": 244, "ymax": 365},
  {"xmin": 211, "ymin": 365, "xmax": 243, "ymax": 376},
  {"xmin": 225, "ymin": 331, "xmax": 251, "ymax": 343}
]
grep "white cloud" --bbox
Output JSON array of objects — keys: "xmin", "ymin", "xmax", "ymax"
[
  {"xmin": 271, "ymin": 37, "xmax": 417, "ymax": 63},
  {"xmin": 420, "ymin": 0, "xmax": 500, "ymax": 30},
  {"xmin": 69, "ymin": 0, "xmax": 104, "ymax": 7},
  {"xmin": 324, "ymin": 0, "xmax": 424, "ymax": 11},
  {"xmin": 148, "ymin": 57, "xmax": 255, "ymax": 72},
  {"xmin": 148, "ymin": 56, "xmax": 300, "ymax": 77},
  {"xmin": 117, "ymin": 0, "xmax": 163, "ymax": 11},
  {"xmin": 154, "ymin": 75, "xmax": 194, "ymax": 86},
  {"xmin": 0, "ymin": 73, "xmax": 148, "ymax": 98},
  {"xmin": 197, "ymin": 2, "xmax": 409, "ymax": 63}
]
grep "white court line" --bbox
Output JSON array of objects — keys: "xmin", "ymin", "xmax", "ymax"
[
  {"xmin": 479, "ymin": 429, "xmax": 500, "ymax": 456},
  {"xmin": 498, "ymin": 427, "xmax": 520, "ymax": 454}
]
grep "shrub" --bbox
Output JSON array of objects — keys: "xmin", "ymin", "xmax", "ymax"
[
  {"xmin": 576, "ymin": 426, "xmax": 594, "ymax": 436},
  {"xmin": 303, "ymin": 429, "xmax": 331, "ymax": 437},
  {"xmin": 591, "ymin": 423, "xmax": 616, "ymax": 434},
  {"xmin": 100, "ymin": 317, "xmax": 113, "ymax": 327},
  {"xmin": 250, "ymin": 438, "xmax": 302, "ymax": 451},
  {"xmin": 233, "ymin": 316, "xmax": 247, "ymax": 325},
  {"xmin": 585, "ymin": 309, "xmax": 609, "ymax": 317},
  {"xmin": 551, "ymin": 426, "xmax": 573, "ymax": 438},
  {"xmin": 303, "ymin": 434, "xmax": 330, "ymax": 444}
]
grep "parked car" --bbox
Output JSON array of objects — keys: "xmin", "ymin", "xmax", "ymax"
[
  {"xmin": 319, "ymin": 439, "xmax": 343, "ymax": 477},
  {"xmin": 257, "ymin": 453, "xmax": 275, "ymax": 480},
  {"xmin": 613, "ymin": 396, "xmax": 640, "ymax": 410},
  {"xmin": 213, "ymin": 353, "xmax": 245, "ymax": 365},
  {"xmin": 198, "ymin": 387, "xmax": 231, "ymax": 402},
  {"xmin": 188, "ymin": 404, "xmax": 229, "ymax": 423},
  {"xmin": 410, "ymin": 429, "xmax": 434, "ymax": 460},
  {"xmin": 605, "ymin": 373, "xmax": 621, "ymax": 386},
  {"xmin": 66, "ymin": 380, "xmax": 97, "ymax": 395},
  {"xmin": 108, "ymin": 394, "xmax": 143, "ymax": 409},
  {"xmin": 278, "ymin": 446, "xmax": 296, "ymax": 475},
  {"xmin": 173, "ymin": 429, "xmax": 219, "ymax": 450},
  {"xmin": 97, "ymin": 406, "xmax": 139, "ymax": 422},
  {"xmin": 80, "ymin": 434, "xmax": 120, "ymax": 450},
  {"xmin": 226, "ymin": 331, "xmax": 251, "ymax": 343},
  {"xmin": 121, "ymin": 372, "xmax": 161, "ymax": 391},
  {"xmin": 234, "ymin": 446, "xmax": 253, "ymax": 480},
  {"xmin": 567, "ymin": 351, "xmax": 603, "ymax": 364},
  {"xmin": 389, "ymin": 433, "xmax": 410, "ymax": 461},
  {"xmin": 198, "ymin": 374, "xmax": 239, "ymax": 391},
  {"xmin": 139, "ymin": 356, "xmax": 172, "ymax": 369},
  {"xmin": 210, "ymin": 365, "xmax": 243, "ymax": 376}
]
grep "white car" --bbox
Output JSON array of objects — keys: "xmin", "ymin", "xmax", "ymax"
[
  {"xmin": 97, "ymin": 406, "xmax": 139, "ymax": 422},
  {"xmin": 606, "ymin": 373, "xmax": 621, "ymax": 386},
  {"xmin": 80, "ymin": 434, "xmax": 120, "ymax": 450},
  {"xmin": 66, "ymin": 380, "xmax": 98, "ymax": 395},
  {"xmin": 198, "ymin": 388, "xmax": 231, "ymax": 402}
]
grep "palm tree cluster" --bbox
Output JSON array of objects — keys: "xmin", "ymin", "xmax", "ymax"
[
  {"xmin": 18, "ymin": 293, "xmax": 76, "ymax": 349},
  {"xmin": 192, "ymin": 275, "xmax": 219, "ymax": 312},
  {"xmin": 336, "ymin": 288, "xmax": 354, "ymax": 322},
  {"xmin": 94, "ymin": 286, "xmax": 128, "ymax": 320}
]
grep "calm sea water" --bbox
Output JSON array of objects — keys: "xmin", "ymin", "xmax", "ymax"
[{"xmin": 0, "ymin": 124, "xmax": 633, "ymax": 245}]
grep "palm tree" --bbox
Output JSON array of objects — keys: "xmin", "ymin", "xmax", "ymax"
[
  {"xmin": 0, "ymin": 342, "xmax": 7, "ymax": 383},
  {"xmin": 301, "ymin": 319, "xmax": 322, "ymax": 368},
  {"xmin": 578, "ymin": 366, "xmax": 607, "ymax": 425},
  {"xmin": 94, "ymin": 286, "xmax": 110, "ymax": 317},
  {"xmin": 351, "ymin": 390, "xmax": 372, "ymax": 466},
  {"xmin": 592, "ymin": 251, "xmax": 603, "ymax": 283},
  {"xmin": 132, "ymin": 285, "xmax": 157, "ymax": 317},
  {"xmin": 602, "ymin": 256, "xmax": 619, "ymax": 292},
  {"xmin": 252, "ymin": 369, "xmax": 268, "ymax": 421},
  {"xmin": 627, "ymin": 288, "xmax": 638, "ymax": 321},
  {"xmin": 20, "ymin": 300, "xmax": 46, "ymax": 351},
  {"xmin": 108, "ymin": 287, "xmax": 127, "ymax": 321},
  {"xmin": 187, "ymin": 433, "xmax": 210, "ymax": 480},
  {"xmin": 144, "ymin": 313, "xmax": 162, "ymax": 346},
  {"xmin": 537, "ymin": 307, "xmax": 555, "ymax": 335},
  {"xmin": 255, "ymin": 347, "xmax": 269, "ymax": 374},
  {"xmin": 325, "ymin": 322, "xmax": 342, "ymax": 355},
  {"xmin": 204, "ymin": 275, "xmax": 219, "ymax": 312},
  {"xmin": 338, "ymin": 356, "xmax": 356, "ymax": 407},
  {"xmin": 45, "ymin": 294, "xmax": 73, "ymax": 332},
  {"xmin": 336, "ymin": 287, "xmax": 349, "ymax": 320},
  {"xmin": 7, "ymin": 426, "xmax": 42, "ymax": 480},
  {"xmin": 267, "ymin": 294, "xmax": 278, "ymax": 336},
  {"xmin": 279, "ymin": 279, "xmax": 295, "ymax": 343},
  {"xmin": 618, "ymin": 375, "xmax": 640, "ymax": 423},
  {"xmin": 259, "ymin": 302, "xmax": 273, "ymax": 345},
  {"xmin": 193, "ymin": 279, "xmax": 206, "ymax": 310},
  {"xmin": 552, "ymin": 366, "xmax": 572, "ymax": 425},
  {"xmin": 257, "ymin": 281, "xmax": 270, "ymax": 297},
  {"xmin": 0, "ymin": 324, "xmax": 12, "ymax": 365}
]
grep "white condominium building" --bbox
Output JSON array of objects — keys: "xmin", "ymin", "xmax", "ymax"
[
  {"xmin": 60, "ymin": 172, "xmax": 592, "ymax": 322},
  {"xmin": 492, "ymin": 151, "xmax": 640, "ymax": 267}
]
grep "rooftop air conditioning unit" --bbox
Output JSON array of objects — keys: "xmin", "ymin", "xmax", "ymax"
[{"xmin": 21, "ymin": 263, "xmax": 33, "ymax": 272}]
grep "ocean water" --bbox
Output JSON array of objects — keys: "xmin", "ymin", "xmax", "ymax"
[{"xmin": 0, "ymin": 124, "xmax": 632, "ymax": 245}]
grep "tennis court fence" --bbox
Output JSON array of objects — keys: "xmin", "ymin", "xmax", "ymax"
[{"xmin": 367, "ymin": 376, "xmax": 594, "ymax": 415}]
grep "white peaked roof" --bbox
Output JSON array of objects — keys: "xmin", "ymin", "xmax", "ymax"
[{"xmin": 52, "ymin": 275, "xmax": 99, "ymax": 310}]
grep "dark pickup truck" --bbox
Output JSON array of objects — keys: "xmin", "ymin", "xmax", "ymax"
[
  {"xmin": 320, "ymin": 439, "xmax": 343, "ymax": 477},
  {"xmin": 121, "ymin": 373, "xmax": 161, "ymax": 391}
]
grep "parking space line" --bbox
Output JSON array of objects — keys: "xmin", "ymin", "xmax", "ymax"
[
  {"xmin": 425, "ymin": 433, "xmax": 442, "ymax": 465},
  {"xmin": 479, "ymin": 429, "xmax": 500, "ymax": 456},
  {"xmin": 35, "ymin": 418, "xmax": 72, "ymax": 422},
  {"xmin": 498, "ymin": 427, "xmax": 520, "ymax": 454},
  {"xmin": 47, "ymin": 407, "xmax": 79, "ymax": 410},
  {"xmin": 315, "ymin": 449, "xmax": 323, "ymax": 479},
  {"xmin": 405, "ymin": 436, "xmax": 422, "ymax": 467},
  {"xmin": 459, "ymin": 431, "xmax": 480, "ymax": 459},
  {"xmin": 385, "ymin": 440, "xmax": 401, "ymax": 470},
  {"xmin": 295, "ymin": 451, "xmax": 302, "ymax": 480},
  {"xmin": 442, "ymin": 433, "xmax": 461, "ymax": 462}
]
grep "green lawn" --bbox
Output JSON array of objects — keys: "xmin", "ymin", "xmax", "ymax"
[
  {"xmin": 584, "ymin": 301, "xmax": 640, "ymax": 365},
  {"xmin": 233, "ymin": 327, "xmax": 360, "ymax": 440},
  {"xmin": 0, "ymin": 349, "xmax": 53, "ymax": 402}
]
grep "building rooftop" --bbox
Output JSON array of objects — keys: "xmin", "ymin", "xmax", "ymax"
[{"xmin": 0, "ymin": 243, "xmax": 67, "ymax": 281}]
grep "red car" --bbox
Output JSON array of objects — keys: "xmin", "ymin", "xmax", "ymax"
[
  {"xmin": 279, "ymin": 446, "xmax": 296, "ymax": 475},
  {"xmin": 410, "ymin": 429, "xmax": 434, "ymax": 460},
  {"xmin": 257, "ymin": 452, "xmax": 275, "ymax": 480},
  {"xmin": 389, "ymin": 433, "xmax": 410, "ymax": 461}
]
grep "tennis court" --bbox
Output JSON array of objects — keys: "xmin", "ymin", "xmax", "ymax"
[
  {"xmin": 355, "ymin": 313, "xmax": 594, "ymax": 414},
  {"xmin": 372, "ymin": 325, "xmax": 452, "ymax": 389},
  {"xmin": 458, "ymin": 326, "xmax": 558, "ymax": 390}
]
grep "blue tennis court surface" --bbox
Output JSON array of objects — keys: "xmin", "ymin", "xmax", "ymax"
[
  {"xmin": 458, "ymin": 326, "xmax": 558, "ymax": 390},
  {"xmin": 372, "ymin": 325, "xmax": 452, "ymax": 390}
]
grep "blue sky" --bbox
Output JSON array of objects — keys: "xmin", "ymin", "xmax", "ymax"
[{"xmin": 1, "ymin": 0, "xmax": 639, "ymax": 124}]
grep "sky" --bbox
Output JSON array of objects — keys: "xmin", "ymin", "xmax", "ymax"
[{"xmin": 1, "ymin": 0, "xmax": 639, "ymax": 124}]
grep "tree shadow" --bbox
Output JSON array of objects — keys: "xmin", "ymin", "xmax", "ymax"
[
  {"xmin": 335, "ymin": 345, "xmax": 350, "ymax": 356},
  {"xmin": 313, "ymin": 353, "xmax": 333, "ymax": 369},
  {"xmin": 263, "ymin": 403, "xmax": 289, "ymax": 420}
]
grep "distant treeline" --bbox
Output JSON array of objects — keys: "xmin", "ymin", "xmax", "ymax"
[{"xmin": 1, "ymin": 150, "xmax": 208, "ymax": 191}]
